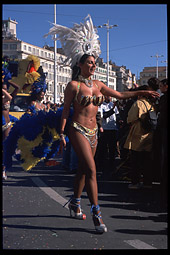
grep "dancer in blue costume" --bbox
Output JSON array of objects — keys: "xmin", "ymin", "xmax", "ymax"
[{"xmin": 3, "ymin": 72, "xmax": 73, "ymax": 171}]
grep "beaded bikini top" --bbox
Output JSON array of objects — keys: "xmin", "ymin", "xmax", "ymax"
[{"xmin": 74, "ymin": 82, "xmax": 105, "ymax": 107}]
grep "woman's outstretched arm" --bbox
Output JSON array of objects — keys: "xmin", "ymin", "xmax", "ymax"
[{"xmin": 97, "ymin": 80, "xmax": 160, "ymax": 100}]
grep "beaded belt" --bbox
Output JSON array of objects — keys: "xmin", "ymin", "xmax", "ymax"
[{"xmin": 71, "ymin": 121, "xmax": 98, "ymax": 148}]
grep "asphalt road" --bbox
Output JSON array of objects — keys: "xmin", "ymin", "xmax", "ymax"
[{"xmin": 2, "ymin": 158, "xmax": 167, "ymax": 251}]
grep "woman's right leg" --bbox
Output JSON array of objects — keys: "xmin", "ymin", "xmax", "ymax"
[{"xmin": 69, "ymin": 126, "xmax": 98, "ymax": 206}]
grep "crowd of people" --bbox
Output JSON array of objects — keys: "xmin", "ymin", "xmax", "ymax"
[{"xmin": 94, "ymin": 78, "xmax": 168, "ymax": 196}]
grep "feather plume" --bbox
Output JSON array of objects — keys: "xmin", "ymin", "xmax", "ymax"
[
  {"xmin": 3, "ymin": 108, "xmax": 73, "ymax": 171},
  {"xmin": 44, "ymin": 14, "xmax": 101, "ymax": 68}
]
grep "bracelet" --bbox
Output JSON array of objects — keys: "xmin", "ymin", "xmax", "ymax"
[{"xmin": 60, "ymin": 134, "xmax": 65, "ymax": 141}]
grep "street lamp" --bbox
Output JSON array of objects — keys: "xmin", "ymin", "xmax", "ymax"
[
  {"xmin": 150, "ymin": 53, "xmax": 164, "ymax": 78},
  {"xmin": 97, "ymin": 21, "xmax": 118, "ymax": 87},
  {"xmin": 161, "ymin": 60, "xmax": 168, "ymax": 78},
  {"xmin": 54, "ymin": 4, "xmax": 58, "ymax": 104}
]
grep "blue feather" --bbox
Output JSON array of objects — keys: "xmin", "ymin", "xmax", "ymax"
[{"xmin": 3, "ymin": 108, "xmax": 74, "ymax": 170}]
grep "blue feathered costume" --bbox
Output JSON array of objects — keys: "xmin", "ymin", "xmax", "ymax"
[
  {"xmin": 3, "ymin": 73, "xmax": 73, "ymax": 171},
  {"xmin": 3, "ymin": 108, "xmax": 73, "ymax": 171}
]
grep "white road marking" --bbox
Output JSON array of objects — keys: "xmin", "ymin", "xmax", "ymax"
[
  {"xmin": 124, "ymin": 239, "xmax": 157, "ymax": 249},
  {"xmin": 31, "ymin": 177, "xmax": 69, "ymax": 209}
]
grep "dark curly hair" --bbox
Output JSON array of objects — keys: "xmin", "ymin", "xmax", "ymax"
[{"xmin": 147, "ymin": 77, "xmax": 160, "ymax": 91}]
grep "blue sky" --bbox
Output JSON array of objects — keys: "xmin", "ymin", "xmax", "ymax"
[{"xmin": 2, "ymin": 4, "xmax": 167, "ymax": 78}]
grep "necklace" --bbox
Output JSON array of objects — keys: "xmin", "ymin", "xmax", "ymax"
[{"xmin": 78, "ymin": 75, "xmax": 93, "ymax": 88}]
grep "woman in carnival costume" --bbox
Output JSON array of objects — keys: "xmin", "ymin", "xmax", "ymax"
[
  {"xmin": 45, "ymin": 14, "xmax": 160, "ymax": 233},
  {"xmin": 26, "ymin": 71, "xmax": 47, "ymax": 115},
  {"xmin": 26, "ymin": 72, "xmax": 62, "ymax": 166},
  {"xmin": 3, "ymin": 69, "xmax": 67, "ymax": 172}
]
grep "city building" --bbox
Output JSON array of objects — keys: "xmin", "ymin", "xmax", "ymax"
[
  {"xmin": 139, "ymin": 66, "xmax": 167, "ymax": 85},
  {"xmin": 93, "ymin": 57, "xmax": 117, "ymax": 90},
  {"xmin": 2, "ymin": 17, "xmax": 18, "ymax": 39},
  {"xmin": 112, "ymin": 64, "xmax": 136, "ymax": 91}
]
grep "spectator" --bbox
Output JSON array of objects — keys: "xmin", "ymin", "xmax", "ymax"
[
  {"xmin": 97, "ymin": 96, "xmax": 120, "ymax": 173},
  {"xmin": 157, "ymin": 79, "xmax": 168, "ymax": 205},
  {"xmin": 147, "ymin": 77, "xmax": 161, "ymax": 182},
  {"xmin": 147, "ymin": 77, "xmax": 160, "ymax": 91},
  {"xmin": 62, "ymin": 138, "xmax": 78, "ymax": 174},
  {"xmin": 46, "ymin": 101, "xmax": 52, "ymax": 112},
  {"xmin": 117, "ymin": 89, "xmax": 140, "ymax": 159},
  {"xmin": 124, "ymin": 85, "xmax": 157, "ymax": 189}
]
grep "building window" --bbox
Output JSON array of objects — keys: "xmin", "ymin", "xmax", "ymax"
[
  {"xmin": 23, "ymin": 45, "xmax": 27, "ymax": 51},
  {"xmin": 28, "ymin": 46, "xmax": 32, "ymax": 52},
  {"xmin": 3, "ymin": 44, "xmax": 8, "ymax": 50},
  {"xmin": 60, "ymin": 85, "xmax": 62, "ymax": 93},
  {"xmin": 48, "ymin": 83, "xmax": 52, "ymax": 92},
  {"xmin": 10, "ymin": 44, "xmax": 17, "ymax": 50}
]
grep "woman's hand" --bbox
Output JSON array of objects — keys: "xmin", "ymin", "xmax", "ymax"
[
  {"xmin": 58, "ymin": 135, "xmax": 66, "ymax": 155},
  {"xmin": 143, "ymin": 90, "xmax": 160, "ymax": 98}
]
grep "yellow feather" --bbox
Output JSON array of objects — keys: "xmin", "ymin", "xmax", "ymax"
[
  {"xmin": 47, "ymin": 127, "xmax": 60, "ymax": 141},
  {"xmin": 17, "ymin": 127, "xmax": 46, "ymax": 171},
  {"xmin": 17, "ymin": 127, "xmax": 60, "ymax": 171},
  {"xmin": 25, "ymin": 71, "xmax": 40, "ymax": 84},
  {"xmin": 26, "ymin": 55, "xmax": 40, "ymax": 71}
]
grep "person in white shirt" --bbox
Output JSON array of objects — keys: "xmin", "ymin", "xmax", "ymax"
[{"xmin": 98, "ymin": 96, "xmax": 119, "ymax": 172}]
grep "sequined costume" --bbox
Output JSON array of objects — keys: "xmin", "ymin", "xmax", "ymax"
[
  {"xmin": 74, "ymin": 81, "xmax": 105, "ymax": 107},
  {"xmin": 71, "ymin": 121, "xmax": 98, "ymax": 148}
]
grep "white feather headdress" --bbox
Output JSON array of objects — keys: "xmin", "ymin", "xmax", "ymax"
[{"xmin": 44, "ymin": 14, "xmax": 101, "ymax": 68}]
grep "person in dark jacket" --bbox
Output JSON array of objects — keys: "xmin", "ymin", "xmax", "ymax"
[{"xmin": 157, "ymin": 78, "xmax": 168, "ymax": 206}]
